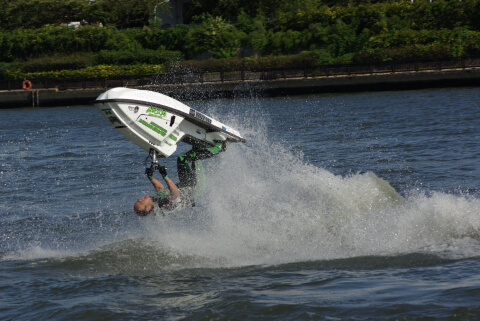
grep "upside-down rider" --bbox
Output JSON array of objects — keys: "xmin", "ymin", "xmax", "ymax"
[{"xmin": 134, "ymin": 141, "xmax": 228, "ymax": 216}]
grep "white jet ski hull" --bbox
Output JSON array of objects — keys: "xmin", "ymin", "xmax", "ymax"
[{"xmin": 94, "ymin": 87, "xmax": 245, "ymax": 158}]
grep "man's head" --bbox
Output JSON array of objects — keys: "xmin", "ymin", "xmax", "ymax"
[{"xmin": 134, "ymin": 196, "xmax": 155, "ymax": 216}]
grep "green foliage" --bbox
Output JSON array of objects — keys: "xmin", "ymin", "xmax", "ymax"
[
  {"xmin": 244, "ymin": 52, "xmax": 320, "ymax": 69},
  {"xmin": 355, "ymin": 44, "xmax": 450, "ymax": 62},
  {"xmin": 0, "ymin": 25, "xmax": 125, "ymax": 62},
  {"xmin": 184, "ymin": 0, "xmax": 247, "ymax": 24},
  {"xmin": 0, "ymin": 62, "xmax": 12, "ymax": 80},
  {"xmin": 95, "ymin": 0, "xmax": 163, "ymax": 29},
  {"xmin": 356, "ymin": 26, "xmax": 480, "ymax": 61},
  {"xmin": 125, "ymin": 25, "xmax": 191, "ymax": 52},
  {"xmin": 267, "ymin": 29, "xmax": 306, "ymax": 55},
  {"xmin": 185, "ymin": 15, "xmax": 243, "ymax": 59},
  {"xmin": 2, "ymin": 0, "xmax": 480, "ymax": 80},
  {"xmin": 14, "ymin": 53, "xmax": 92, "ymax": 73},
  {"xmin": 5, "ymin": 64, "xmax": 163, "ymax": 80},
  {"xmin": 93, "ymin": 49, "xmax": 183, "ymax": 65},
  {"xmin": 1, "ymin": 0, "xmax": 88, "ymax": 29},
  {"xmin": 166, "ymin": 58, "xmax": 243, "ymax": 73},
  {"xmin": 0, "ymin": 0, "xmax": 169, "ymax": 29},
  {"xmin": 166, "ymin": 53, "xmax": 320, "ymax": 73},
  {"xmin": 104, "ymin": 32, "xmax": 141, "ymax": 51},
  {"xmin": 237, "ymin": 14, "xmax": 268, "ymax": 52}
]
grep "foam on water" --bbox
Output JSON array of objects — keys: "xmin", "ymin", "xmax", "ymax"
[
  {"xmin": 2, "ymin": 246, "xmax": 73, "ymax": 261},
  {"xmin": 2, "ymin": 95, "xmax": 479, "ymax": 270},
  {"xmin": 140, "ymin": 103, "xmax": 480, "ymax": 267}
]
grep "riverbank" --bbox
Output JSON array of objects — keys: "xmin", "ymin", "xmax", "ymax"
[{"xmin": 1, "ymin": 67, "xmax": 480, "ymax": 108}]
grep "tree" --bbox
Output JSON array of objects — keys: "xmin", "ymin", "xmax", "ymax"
[{"xmin": 186, "ymin": 14, "xmax": 242, "ymax": 58}]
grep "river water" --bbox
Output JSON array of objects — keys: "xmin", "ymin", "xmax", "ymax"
[{"xmin": 1, "ymin": 87, "xmax": 480, "ymax": 320}]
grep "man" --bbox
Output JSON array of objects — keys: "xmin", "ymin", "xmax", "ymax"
[{"xmin": 134, "ymin": 141, "xmax": 227, "ymax": 216}]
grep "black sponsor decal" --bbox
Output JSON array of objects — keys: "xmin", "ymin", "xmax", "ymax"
[
  {"xmin": 108, "ymin": 116, "xmax": 123, "ymax": 126},
  {"xmin": 189, "ymin": 109, "xmax": 212, "ymax": 124}
]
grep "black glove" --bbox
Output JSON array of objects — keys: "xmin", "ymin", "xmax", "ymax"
[
  {"xmin": 145, "ymin": 167, "xmax": 155, "ymax": 180},
  {"xmin": 158, "ymin": 166, "xmax": 168, "ymax": 179}
]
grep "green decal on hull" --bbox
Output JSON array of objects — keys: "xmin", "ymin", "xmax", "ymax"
[
  {"xmin": 146, "ymin": 107, "xmax": 167, "ymax": 118},
  {"xmin": 139, "ymin": 119, "xmax": 167, "ymax": 136}
]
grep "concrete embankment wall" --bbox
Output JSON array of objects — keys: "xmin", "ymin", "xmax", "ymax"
[{"xmin": 1, "ymin": 68, "xmax": 479, "ymax": 108}]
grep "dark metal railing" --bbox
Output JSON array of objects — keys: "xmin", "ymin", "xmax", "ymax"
[{"xmin": 1, "ymin": 56, "xmax": 479, "ymax": 91}]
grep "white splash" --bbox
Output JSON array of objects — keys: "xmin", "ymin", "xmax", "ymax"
[{"xmin": 143, "ymin": 107, "xmax": 480, "ymax": 267}]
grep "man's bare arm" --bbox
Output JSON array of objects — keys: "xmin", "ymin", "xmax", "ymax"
[
  {"xmin": 164, "ymin": 177, "xmax": 180, "ymax": 200},
  {"xmin": 150, "ymin": 178, "xmax": 165, "ymax": 192}
]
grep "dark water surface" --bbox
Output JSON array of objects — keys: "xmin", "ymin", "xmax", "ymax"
[{"xmin": 1, "ymin": 87, "xmax": 480, "ymax": 320}]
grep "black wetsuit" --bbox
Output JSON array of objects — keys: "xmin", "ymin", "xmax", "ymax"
[{"xmin": 153, "ymin": 143, "xmax": 224, "ymax": 215}]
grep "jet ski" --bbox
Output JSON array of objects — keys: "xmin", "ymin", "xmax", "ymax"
[{"xmin": 94, "ymin": 87, "xmax": 245, "ymax": 159}]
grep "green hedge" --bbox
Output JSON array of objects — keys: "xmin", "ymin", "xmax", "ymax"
[
  {"xmin": 165, "ymin": 52, "xmax": 322, "ymax": 73},
  {"xmin": 1, "ymin": 0, "xmax": 165, "ymax": 30},
  {"xmin": 15, "ymin": 53, "xmax": 93, "ymax": 73},
  {"xmin": 0, "ymin": 25, "xmax": 191, "ymax": 63},
  {"xmin": 3, "ymin": 0, "xmax": 480, "ymax": 78},
  {"xmin": 5, "ymin": 64, "xmax": 163, "ymax": 80},
  {"xmin": 0, "ymin": 25, "xmax": 124, "ymax": 62},
  {"xmin": 0, "ymin": 63, "xmax": 12, "ymax": 80},
  {"xmin": 92, "ymin": 49, "xmax": 183, "ymax": 65}
]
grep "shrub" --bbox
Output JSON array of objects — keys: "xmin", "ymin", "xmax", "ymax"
[
  {"xmin": 125, "ymin": 25, "xmax": 191, "ymax": 52},
  {"xmin": 165, "ymin": 52, "xmax": 320, "ymax": 73},
  {"xmin": 4, "ymin": 64, "xmax": 163, "ymax": 79},
  {"xmin": 184, "ymin": 15, "xmax": 243, "ymax": 59},
  {"xmin": 244, "ymin": 52, "xmax": 320, "ymax": 69},
  {"xmin": 166, "ymin": 58, "xmax": 243, "ymax": 73},
  {"xmin": 0, "ymin": 25, "xmax": 120, "ymax": 62},
  {"xmin": 16, "ymin": 53, "xmax": 93, "ymax": 73},
  {"xmin": 0, "ymin": 63, "xmax": 12, "ymax": 80},
  {"xmin": 92, "ymin": 49, "xmax": 183, "ymax": 65},
  {"xmin": 354, "ymin": 44, "xmax": 450, "ymax": 62}
]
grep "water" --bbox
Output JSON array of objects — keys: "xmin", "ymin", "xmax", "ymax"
[{"xmin": 1, "ymin": 87, "xmax": 480, "ymax": 320}]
